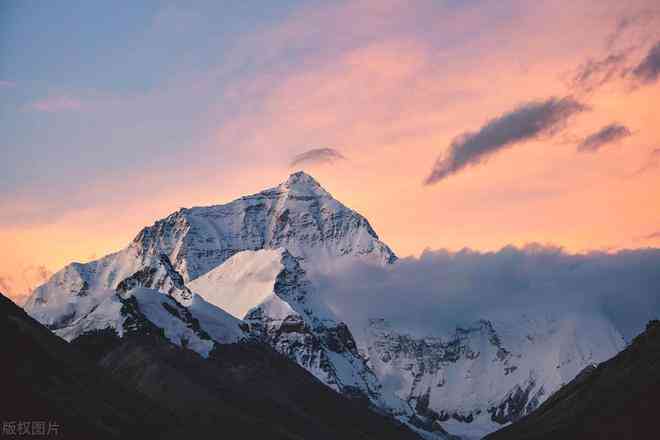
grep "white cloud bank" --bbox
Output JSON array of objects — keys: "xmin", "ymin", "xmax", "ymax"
[{"xmin": 312, "ymin": 245, "xmax": 660, "ymax": 341}]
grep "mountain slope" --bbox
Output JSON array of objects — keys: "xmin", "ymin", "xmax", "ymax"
[
  {"xmin": 73, "ymin": 330, "xmax": 425, "ymax": 440},
  {"xmin": 485, "ymin": 319, "xmax": 660, "ymax": 440},
  {"xmin": 3, "ymin": 291, "xmax": 424, "ymax": 439},
  {"xmin": 0, "ymin": 292, "xmax": 175, "ymax": 439}
]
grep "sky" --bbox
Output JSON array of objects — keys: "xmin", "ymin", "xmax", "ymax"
[{"xmin": 1, "ymin": 0, "xmax": 659, "ymax": 302}]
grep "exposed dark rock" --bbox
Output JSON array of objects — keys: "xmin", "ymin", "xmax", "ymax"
[
  {"xmin": 488, "ymin": 379, "xmax": 537, "ymax": 424},
  {"xmin": 115, "ymin": 254, "xmax": 192, "ymax": 302},
  {"xmin": 76, "ymin": 280, "xmax": 90, "ymax": 297},
  {"xmin": 322, "ymin": 322, "xmax": 359, "ymax": 353},
  {"xmin": 116, "ymin": 266, "xmax": 158, "ymax": 294},
  {"xmin": 452, "ymin": 413, "xmax": 474, "ymax": 423},
  {"xmin": 119, "ymin": 294, "xmax": 165, "ymax": 337}
]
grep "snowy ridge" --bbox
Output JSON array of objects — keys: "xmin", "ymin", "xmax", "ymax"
[
  {"xmin": 189, "ymin": 248, "xmax": 413, "ymax": 416},
  {"xmin": 49, "ymin": 286, "xmax": 243, "ymax": 357},
  {"xmin": 360, "ymin": 312, "xmax": 625, "ymax": 439},
  {"xmin": 24, "ymin": 248, "xmax": 243, "ymax": 356}
]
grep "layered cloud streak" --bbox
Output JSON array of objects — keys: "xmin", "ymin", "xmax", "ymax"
[
  {"xmin": 578, "ymin": 123, "xmax": 632, "ymax": 152},
  {"xmin": 425, "ymin": 97, "xmax": 586, "ymax": 184}
]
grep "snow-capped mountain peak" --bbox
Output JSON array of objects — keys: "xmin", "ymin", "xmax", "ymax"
[
  {"xmin": 129, "ymin": 171, "xmax": 396, "ymax": 284},
  {"xmin": 23, "ymin": 172, "xmax": 397, "ymax": 365},
  {"xmin": 278, "ymin": 170, "xmax": 330, "ymax": 196}
]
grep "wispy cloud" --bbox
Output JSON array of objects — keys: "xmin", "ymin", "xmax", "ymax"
[
  {"xmin": 31, "ymin": 96, "xmax": 83, "ymax": 112},
  {"xmin": 570, "ymin": 52, "xmax": 630, "ymax": 93},
  {"xmin": 572, "ymin": 9, "xmax": 660, "ymax": 93},
  {"xmin": 631, "ymin": 40, "xmax": 660, "ymax": 84},
  {"xmin": 578, "ymin": 123, "xmax": 632, "ymax": 153},
  {"xmin": 0, "ymin": 80, "xmax": 16, "ymax": 88},
  {"xmin": 642, "ymin": 230, "xmax": 660, "ymax": 240},
  {"xmin": 605, "ymin": 9, "xmax": 660, "ymax": 49},
  {"xmin": 425, "ymin": 97, "xmax": 586, "ymax": 184},
  {"xmin": 290, "ymin": 147, "xmax": 346, "ymax": 168}
]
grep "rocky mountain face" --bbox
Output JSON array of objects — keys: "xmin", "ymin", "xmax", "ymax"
[
  {"xmin": 485, "ymin": 319, "xmax": 660, "ymax": 440},
  {"xmin": 361, "ymin": 313, "xmax": 625, "ymax": 439},
  {"xmin": 23, "ymin": 172, "xmax": 626, "ymax": 439}
]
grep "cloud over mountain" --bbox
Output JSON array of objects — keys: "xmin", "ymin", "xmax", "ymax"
[
  {"xmin": 290, "ymin": 148, "xmax": 346, "ymax": 168},
  {"xmin": 313, "ymin": 246, "xmax": 660, "ymax": 341},
  {"xmin": 425, "ymin": 97, "xmax": 586, "ymax": 184}
]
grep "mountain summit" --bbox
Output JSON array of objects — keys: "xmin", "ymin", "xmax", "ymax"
[
  {"xmin": 279, "ymin": 170, "xmax": 329, "ymax": 195},
  {"xmin": 133, "ymin": 170, "xmax": 396, "ymax": 284}
]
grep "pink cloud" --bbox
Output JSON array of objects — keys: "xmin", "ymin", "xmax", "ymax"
[
  {"xmin": 32, "ymin": 96, "xmax": 83, "ymax": 112},
  {"xmin": 0, "ymin": 80, "xmax": 16, "ymax": 88}
]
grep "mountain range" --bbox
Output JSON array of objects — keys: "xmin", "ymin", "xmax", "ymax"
[
  {"xmin": 1, "ymin": 291, "xmax": 424, "ymax": 439},
  {"xmin": 20, "ymin": 172, "xmax": 633, "ymax": 439}
]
